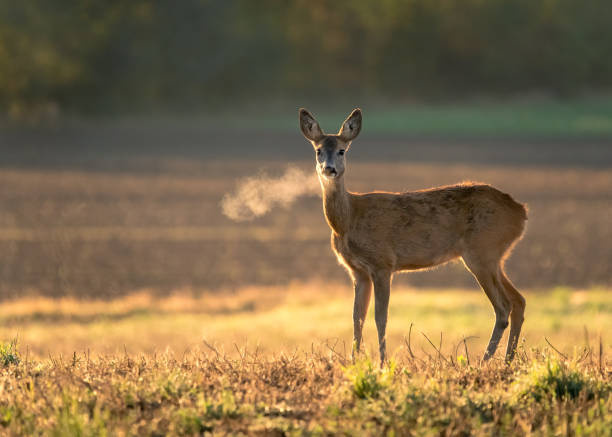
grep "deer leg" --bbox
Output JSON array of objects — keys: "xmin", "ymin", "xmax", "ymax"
[
  {"xmin": 352, "ymin": 271, "xmax": 373, "ymax": 360},
  {"xmin": 372, "ymin": 270, "xmax": 391, "ymax": 366},
  {"xmin": 500, "ymin": 270, "xmax": 526, "ymax": 362},
  {"xmin": 463, "ymin": 257, "xmax": 511, "ymax": 361}
]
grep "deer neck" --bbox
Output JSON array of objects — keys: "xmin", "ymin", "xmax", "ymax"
[{"xmin": 319, "ymin": 175, "xmax": 350, "ymax": 236}]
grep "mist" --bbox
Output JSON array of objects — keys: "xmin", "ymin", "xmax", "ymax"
[{"xmin": 221, "ymin": 167, "xmax": 319, "ymax": 221}]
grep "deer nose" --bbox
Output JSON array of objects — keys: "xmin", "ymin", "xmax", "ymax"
[{"xmin": 323, "ymin": 166, "xmax": 337, "ymax": 176}]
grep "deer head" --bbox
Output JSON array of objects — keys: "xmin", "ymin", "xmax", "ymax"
[{"xmin": 299, "ymin": 108, "xmax": 362, "ymax": 180}]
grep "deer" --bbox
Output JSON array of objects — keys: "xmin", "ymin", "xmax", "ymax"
[{"xmin": 299, "ymin": 108, "xmax": 527, "ymax": 365}]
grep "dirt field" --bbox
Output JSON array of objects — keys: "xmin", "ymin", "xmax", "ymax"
[{"xmin": 0, "ymin": 133, "xmax": 610, "ymax": 299}]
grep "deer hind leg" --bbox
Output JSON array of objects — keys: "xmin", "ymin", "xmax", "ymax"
[
  {"xmin": 499, "ymin": 270, "xmax": 526, "ymax": 362},
  {"xmin": 352, "ymin": 270, "xmax": 373, "ymax": 360},
  {"xmin": 372, "ymin": 270, "xmax": 391, "ymax": 366},
  {"xmin": 462, "ymin": 256, "xmax": 511, "ymax": 361}
]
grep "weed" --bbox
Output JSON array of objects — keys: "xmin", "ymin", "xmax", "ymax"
[
  {"xmin": 513, "ymin": 358, "xmax": 601, "ymax": 403},
  {"xmin": 0, "ymin": 406, "xmax": 14, "ymax": 427},
  {"xmin": 174, "ymin": 408, "xmax": 213, "ymax": 434},
  {"xmin": 199, "ymin": 390, "xmax": 241, "ymax": 420},
  {"xmin": 343, "ymin": 358, "xmax": 396, "ymax": 400},
  {"xmin": 0, "ymin": 338, "xmax": 20, "ymax": 366}
]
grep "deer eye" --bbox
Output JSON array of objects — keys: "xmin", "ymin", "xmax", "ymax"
[
  {"xmin": 316, "ymin": 149, "xmax": 321, "ymax": 156},
  {"xmin": 338, "ymin": 149, "xmax": 345, "ymax": 156}
]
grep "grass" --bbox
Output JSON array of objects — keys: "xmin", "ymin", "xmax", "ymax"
[
  {"xmin": 0, "ymin": 337, "xmax": 609, "ymax": 435},
  {"xmin": 0, "ymin": 338, "xmax": 19, "ymax": 366},
  {"xmin": 220, "ymin": 96, "xmax": 612, "ymax": 138},
  {"xmin": 1, "ymin": 284, "xmax": 611, "ymax": 359},
  {"xmin": 0, "ymin": 285, "xmax": 610, "ymax": 435},
  {"xmin": 1, "ymin": 285, "xmax": 611, "ymax": 363}
]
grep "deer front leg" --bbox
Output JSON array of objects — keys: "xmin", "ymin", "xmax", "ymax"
[
  {"xmin": 372, "ymin": 271, "xmax": 391, "ymax": 366},
  {"xmin": 352, "ymin": 271, "xmax": 373, "ymax": 361}
]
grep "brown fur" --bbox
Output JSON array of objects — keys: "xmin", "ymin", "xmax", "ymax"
[{"xmin": 299, "ymin": 108, "xmax": 527, "ymax": 364}]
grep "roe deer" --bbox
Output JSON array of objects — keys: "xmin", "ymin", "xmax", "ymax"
[{"xmin": 299, "ymin": 108, "xmax": 527, "ymax": 364}]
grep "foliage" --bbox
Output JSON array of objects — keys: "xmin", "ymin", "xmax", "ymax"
[{"xmin": 1, "ymin": 1, "xmax": 612, "ymax": 117}]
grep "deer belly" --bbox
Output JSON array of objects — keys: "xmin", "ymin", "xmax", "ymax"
[
  {"xmin": 396, "ymin": 253, "xmax": 459, "ymax": 271},
  {"xmin": 395, "ymin": 244, "xmax": 460, "ymax": 271}
]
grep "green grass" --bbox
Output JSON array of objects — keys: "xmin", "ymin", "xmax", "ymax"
[
  {"xmin": 0, "ymin": 339, "xmax": 20, "ymax": 367},
  {"xmin": 219, "ymin": 96, "xmax": 612, "ymax": 138}
]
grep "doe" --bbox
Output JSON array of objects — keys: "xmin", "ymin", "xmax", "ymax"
[{"xmin": 299, "ymin": 108, "xmax": 527, "ymax": 364}]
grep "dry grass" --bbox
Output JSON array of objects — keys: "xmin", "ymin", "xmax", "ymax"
[
  {"xmin": 0, "ymin": 336, "xmax": 610, "ymax": 435},
  {"xmin": 0, "ymin": 265, "xmax": 610, "ymax": 435}
]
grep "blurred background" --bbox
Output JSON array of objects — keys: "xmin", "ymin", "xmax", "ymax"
[{"xmin": 0, "ymin": 0, "xmax": 611, "ymax": 300}]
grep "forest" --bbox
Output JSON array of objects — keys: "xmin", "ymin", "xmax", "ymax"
[{"xmin": 1, "ymin": 0, "xmax": 612, "ymax": 118}]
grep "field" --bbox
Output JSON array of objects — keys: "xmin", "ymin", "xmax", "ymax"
[
  {"xmin": 0, "ymin": 124, "xmax": 611, "ymax": 434},
  {"xmin": 1, "ymin": 286, "xmax": 611, "ymax": 435},
  {"xmin": 0, "ymin": 155, "xmax": 610, "ymax": 299}
]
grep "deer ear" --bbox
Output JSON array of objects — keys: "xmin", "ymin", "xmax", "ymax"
[
  {"xmin": 299, "ymin": 108, "xmax": 324, "ymax": 142},
  {"xmin": 338, "ymin": 108, "xmax": 362, "ymax": 142}
]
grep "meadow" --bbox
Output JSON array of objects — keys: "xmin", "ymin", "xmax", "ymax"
[{"xmin": 0, "ymin": 285, "xmax": 611, "ymax": 435}]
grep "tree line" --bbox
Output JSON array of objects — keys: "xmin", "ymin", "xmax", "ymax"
[{"xmin": 1, "ymin": 0, "xmax": 611, "ymax": 117}]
